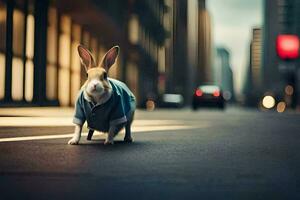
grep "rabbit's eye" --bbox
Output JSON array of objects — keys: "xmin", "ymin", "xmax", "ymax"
[{"xmin": 103, "ymin": 72, "xmax": 107, "ymax": 79}]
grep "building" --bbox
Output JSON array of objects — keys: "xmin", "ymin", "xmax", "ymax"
[
  {"xmin": 197, "ymin": 0, "xmax": 213, "ymax": 85},
  {"xmin": 251, "ymin": 28, "xmax": 262, "ymax": 91},
  {"xmin": 213, "ymin": 47, "xmax": 234, "ymax": 102},
  {"xmin": 164, "ymin": 0, "xmax": 212, "ymax": 105},
  {"xmin": 242, "ymin": 27, "xmax": 263, "ymax": 106},
  {"xmin": 0, "ymin": 0, "xmax": 167, "ymax": 107},
  {"xmin": 263, "ymin": 0, "xmax": 300, "ymax": 108}
]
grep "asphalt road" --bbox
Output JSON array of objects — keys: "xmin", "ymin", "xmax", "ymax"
[{"xmin": 0, "ymin": 107, "xmax": 300, "ymax": 200}]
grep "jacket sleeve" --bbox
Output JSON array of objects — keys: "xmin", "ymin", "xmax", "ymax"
[{"xmin": 73, "ymin": 95, "xmax": 86, "ymax": 126}]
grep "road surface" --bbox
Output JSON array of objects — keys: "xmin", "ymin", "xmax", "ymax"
[{"xmin": 0, "ymin": 107, "xmax": 300, "ymax": 199}]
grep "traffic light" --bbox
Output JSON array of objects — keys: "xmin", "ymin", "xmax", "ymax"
[{"xmin": 276, "ymin": 34, "xmax": 299, "ymax": 60}]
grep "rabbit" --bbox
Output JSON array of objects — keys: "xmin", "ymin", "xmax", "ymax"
[{"xmin": 68, "ymin": 45, "xmax": 136, "ymax": 145}]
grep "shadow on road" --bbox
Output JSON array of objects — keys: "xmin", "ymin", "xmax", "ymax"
[{"xmin": 77, "ymin": 139, "xmax": 148, "ymax": 150}]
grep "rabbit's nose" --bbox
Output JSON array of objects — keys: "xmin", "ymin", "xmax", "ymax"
[{"xmin": 93, "ymin": 84, "xmax": 97, "ymax": 89}]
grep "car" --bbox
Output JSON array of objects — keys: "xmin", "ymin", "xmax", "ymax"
[
  {"xmin": 159, "ymin": 93, "xmax": 184, "ymax": 108},
  {"xmin": 192, "ymin": 85, "xmax": 225, "ymax": 110}
]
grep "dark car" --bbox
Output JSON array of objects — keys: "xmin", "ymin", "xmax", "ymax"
[{"xmin": 192, "ymin": 85, "xmax": 225, "ymax": 110}]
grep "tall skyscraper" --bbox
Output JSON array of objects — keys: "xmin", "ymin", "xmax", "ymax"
[
  {"xmin": 242, "ymin": 27, "xmax": 263, "ymax": 106},
  {"xmin": 263, "ymin": 0, "xmax": 300, "ymax": 107},
  {"xmin": 214, "ymin": 48, "xmax": 234, "ymax": 102},
  {"xmin": 251, "ymin": 28, "xmax": 262, "ymax": 90}
]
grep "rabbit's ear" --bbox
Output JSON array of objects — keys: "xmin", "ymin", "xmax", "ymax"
[
  {"xmin": 100, "ymin": 46, "xmax": 119, "ymax": 71},
  {"xmin": 77, "ymin": 45, "xmax": 96, "ymax": 71}
]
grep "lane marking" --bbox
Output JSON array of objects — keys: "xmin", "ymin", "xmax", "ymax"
[
  {"xmin": 0, "ymin": 117, "xmax": 74, "ymax": 127},
  {"xmin": 0, "ymin": 125, "xmax": 207, "ymax": 143}
]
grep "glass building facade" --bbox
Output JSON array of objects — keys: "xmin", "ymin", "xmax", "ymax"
[
  {"xmin": 0, "ymin": 0, "xmax": 167, "ymax": 107},
  {"xmin": 0, "ymin": 0, "xmax": 211, "ymax": 108}
]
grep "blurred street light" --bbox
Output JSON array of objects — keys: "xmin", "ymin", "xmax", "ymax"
[
  {"xmin": 262, "ymin": 95, "xmax": 275, "ymax": 109},
  {"xmin": 276, "ymin": 102, "xmax": 286, "ymax": 113}
]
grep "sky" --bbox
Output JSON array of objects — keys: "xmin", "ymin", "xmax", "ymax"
[{"xmin": 206, "ymin": 0, "xmax": 263, "ymax": 94}]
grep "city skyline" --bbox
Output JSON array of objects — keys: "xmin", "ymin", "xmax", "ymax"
[{"xmin": 207, "ymin": 0, "xmax": 263, "ymax": 95}]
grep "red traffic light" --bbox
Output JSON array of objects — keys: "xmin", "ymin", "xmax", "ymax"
[{"xmin": 276, "ymin": 35, "xmax": 299, "ymax": 59}]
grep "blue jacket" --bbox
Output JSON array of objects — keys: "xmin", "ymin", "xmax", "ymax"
[{"xmin": 73, "ymin": 78, "xmax": 136, "ymax": 132}]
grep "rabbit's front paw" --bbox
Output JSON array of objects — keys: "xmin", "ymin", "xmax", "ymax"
[
  {"xmin": 68, "ymin": 137, "xmax": 79, "ymax": 145},
  {"xmin": 104, "ymin": 139, "xmax": 114, "ymax": 145}
]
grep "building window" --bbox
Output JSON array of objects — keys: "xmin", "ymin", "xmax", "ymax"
[
  {"xmin": 12, "ymin": 58, "xmax": 24, "ymax": 100},
  {"xmin": 58, "ymin": 14, "xmax": 71, "ymax": 106},
  {"xmin": 139, "ymin": 27, "xmax": 145, "ymax": 49},
  {"xmin": 127, "ymin": 62, "xmax": 138, "ymax": 101},
  {"xmin": 70, "ymin": 23, "xmax": 81, "ymax": 105},
  {"xmin": 11, "ymin": 9, "xmax": 25, "ymax": 101},
  {"xmin": 90, "ymin": 37, "xmax": 98, "ymax": 61},
  {"xmin": 82, "ymin": 31, "xmax": 90, "ymax": 48},
  {"xmin": 0, "ymin": 54, "xmax": 5, "ymax": 100},
  {"xmin": 25, "ymin": 13, "xmax": 34, "ymax": 102},
  {"xmin": 46, "ymin": 7, "xmax": 58, "ymax": 100},
  {"xmin": 0, "ymin": 2, "xmax": 6, "ymax": 100},
  {"xmin": 128, "ymin": 14, "xmax": 139, "ymax": 44},
  {"xmin": 24, "ymin": 60, "xmax": 33, "ymax": 101},
  {"xmin": 13, "ymin": 9, "xmax": 24, "ymax": 57},
  {"xmin": 158, "ymin": 46, "xmax": 165, "ymax": 73}
]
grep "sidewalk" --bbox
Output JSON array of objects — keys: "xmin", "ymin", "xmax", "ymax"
[
  {"xmin": 0, "ymin": 107, "xmax": 77, "ymax": 138},
  {"xmin": 0, "ymin": 107, "xmax": 74, "ymax": 117}
]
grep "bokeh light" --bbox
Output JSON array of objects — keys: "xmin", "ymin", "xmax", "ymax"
[
  {"xmin": 146, "ymin": 100, "xmax": 155, "ymax": 111},
  {"xmin": 276, "ymin": 102, "xmax": 286, "ymax": 113},
  {"xmin": 285, "ymin": 85, "xmax": 294, "ymax": 96},
  {"xmin": 262, "ymin": 95, "xmax": 275, "ymax": 109}
]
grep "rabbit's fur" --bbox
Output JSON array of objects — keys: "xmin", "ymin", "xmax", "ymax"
[{"xmin": 68, "ymin": 45, "xmax": 135, "ymax": 145}]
